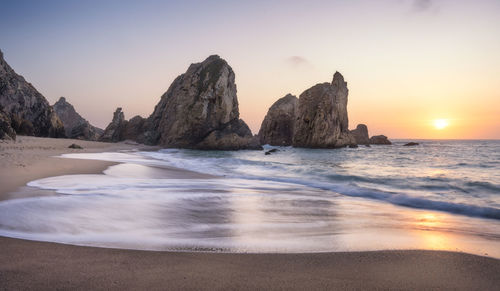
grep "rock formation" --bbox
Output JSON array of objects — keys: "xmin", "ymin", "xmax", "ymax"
[
  {"xmin": 99, "ymin": 108, "xmax": 127, "ymax": 142},
  {"xmin": 403, "ymin": 142, "xmax": 419, "ymax": 146},
  {"xmin": 258, "ymin": 94, "xmax": 298, "ymax": 146},
  {"xmin": 0, "ymin": 106, "xmax": 16, "ymax": 140},
  {"xmin": 369, "ymin": 135, "xmax": 392, "ymax": 145},
  {"xmin": 350, "ymin": 124, "xmax": 370, "ymax": 145},
  {"xmin": 0, "ymin": 49, "xmax": 65, "ymax": 138},
  {"xmin": 292, "ymin": 72, "xmax": 356, "ymax": 148},
  {"xmin": 53, "ymin": 97, "xmax": 103, "ymax": 140},
  {"xmin": 99, "ymin": 108, "xmax": 150, "ymax": 144},
  {"xmin": 147, "ymin": 55, "xmax": 260, "ymax": 150}
]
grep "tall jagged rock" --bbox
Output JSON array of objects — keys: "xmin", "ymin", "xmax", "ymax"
[
  {"xmin": 99, "ymin": 108, "xmax": 127, "ymax": 142},
  {"xmin": 0, "ymin": 49, "xmax": 65, "ymax": 137},
  {"xmin": 53, "ymin": 97, "xmax": 103, "ymax": 140},
  {"xmin": 350, "ymin": 124, "xmax": 370, "ymax": 145},
  {"xmin": 147, "ymin": 55, "xmax": 260, "ymax": 150},
  {"xmin": 292, "ymin": 72, "xmax": 355, "ymax": 148},
  {"xmin": 99, "ymin": 108, "xmax": 149, "ymax": 143},
  {"xmin": 258, "ymin": 94, "xmax": 298, "ymax": 146}
]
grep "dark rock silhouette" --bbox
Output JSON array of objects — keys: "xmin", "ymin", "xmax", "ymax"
[
  {"xmin": 0, "ymin": 49, "xmax": 65, "ymax": 138},
  {"xmin": 147, "ymin": 55, "xmax": 260, "ymax": 150},
  {"xmin": 68, "ymin": 143, "xmax": 83, "ymax": 149},
  {"xmin": 258, "ymin": 94, "xmax": 298, "ymax": 146},
  {"xmin": 99, "ymin": 108, "xmax": 127, "ymax": 142},
  {"xmin": 370, "ymin": 135, "xmax": 392, "ymax": 145},
  {"xmin": 53, "ymin": 97, "xmax": 103, "ymax": 140},
  {"xmin": 293, "ymin": 72, "xmax": 355, "ymax": 148},
  {"xmin": 404, "ymin": 142, "xmax": 419, "ymax": 146},
  {"xmin": 350, "ymin": 124, "xmax": 370, "ymax": 145}
]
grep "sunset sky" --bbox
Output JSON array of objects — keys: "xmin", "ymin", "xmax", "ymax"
[{"xmin": 1, "ymin": 0, "xmax": 499, "ymax": 139}]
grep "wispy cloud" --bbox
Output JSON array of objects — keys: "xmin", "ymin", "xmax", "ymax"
[
  {"xmin": 412, "ymin": 0, "xmax": 434, "ymax": 12},
  {"xmin": 286, "ymin": 56, "xmax": 310, "ymax": 67}
]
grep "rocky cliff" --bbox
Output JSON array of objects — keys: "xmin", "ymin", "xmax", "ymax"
[
  {"xmin": 0, "ymin": 106, "xmax": 16, "ymax": 140},
  {"xmin": 53, "ymin": 97, "xmax": 102, "ymax": 140},
  {"xmin": 147, "ymin": 55, "xmax": 260, "ymax": 150},
  {"xmin": 292, "ymin": 72, "xmax": 355, "ymax": 148},
  {"xmin": 350, "ymin": 124, "xmax": 370, "ymax": 145},
  {"xmin": 0, "ymin": 49, "xmax": 65, "ymax": 138},
  {"xmin": 258, "ymin": 94, "xmax": 298, "ymax": 146}
]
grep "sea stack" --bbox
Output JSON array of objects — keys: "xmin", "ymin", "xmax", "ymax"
[
  {"xmin": 53, "ymin": 97, "xmax": 103, "ymax": 140},
  {"xmin": 0, "ymin": 49, "xmax": 65, "ymax": 138},
  {"xmin": 258, "ymin": 94, "xmax": 298, "ymax": 146},
  {"xmin": 370, "ymin": 135, "xmax": 392, "ymax": 145},
  {"xmin": 147, "ymin": 55, "xmax": 260, "ymax": 150},
  {"xmin": 293, "ymin": 72, "xmax": 355, "ymax": 148},
  {"xmin": 350, "ymin": 124, "xmax": 370, "ymax": 145}
]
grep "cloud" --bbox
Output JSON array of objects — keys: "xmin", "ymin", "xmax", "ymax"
[
  {"xmin": 412, "ymin": 0, "xmax": 433, "ymax": 12},
  {"xmin": 286, "ymin": 56, "xmax": 310, "ymax": 67}
]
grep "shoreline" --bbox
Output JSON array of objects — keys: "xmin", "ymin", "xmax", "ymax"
[
  {"xmin": 1, "ymin": 236, "xmax": 499, "ymax": 290},
  {"xmin": 1, "ymin": 136, "xmax": 499, "ymax": 289}
]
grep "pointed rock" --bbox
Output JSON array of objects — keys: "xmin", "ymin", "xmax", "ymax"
[
  {"xmin": 0, "ymin": 49, "xmax": 65, "ymax": 137},
  {"xmin": 148, "ymin": 55, "xmax": 260, "ymax": 150},
  {"xmin": 258, "ymin": 94, "xmax": 298, "ymax": 146},
  {"xmin": 53, "ymin": 97, "xmax": 103, "ymax": 140},
  {"xmin": 293, "ymin": 72, "xmax": 355, "ymax": 148},
  {"xmin": 99, "ymin": 108, "xmax": 127, "ymax": 142}
]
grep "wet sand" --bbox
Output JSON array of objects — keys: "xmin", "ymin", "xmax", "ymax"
[{"xmin": 0, "ymin": 136, "xmax": 499, "ymax": 290}]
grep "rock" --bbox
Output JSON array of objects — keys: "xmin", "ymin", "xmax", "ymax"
[
  {"xmin": 293, "ymin": 72, "xmax": 356, "ymax": 148},
  {"xmin": 99, "ymin": 108, "xmax": 127, "ymax": 142},
  {"xmin": 348, "ymin": 144, "xmax": 358, "ymax": 148},
  {"xmin": 99, "ymin": 107, "xmax": 150, "ymax": 144},
  {"xmin": 53, "ymin": 97, "xmax": 103, "ymax": 140},
  {"xmin": 403, "ymin": 142, "xmax": 419, "ymax": 146},
  {"xmin": 122, "ymin": 115, "xmax": 147, "ymax": 143},
  {"xmin": 350, "ymin": 124, "xmax": 370, "ymax": 145},
  {"xmin": 264, "ymin": 148, "xmax": 279, "ymax": 155},
  {"xmin": 0, "ymin": 49, "xmax": 65, "ymax": 137},
  {"xmin": 0, "ymin": 107, "xmax": 16, "ymax": 140},
  {"xmin": 370, "ymin": 135, "xmax": 392, "ymax": 145},
  {"xmin": 258, "ymin": 94, "xmax": 298, "ymax": 146},
  {"xmin": 68, "ymin": 143, "xmax": 83, "ymax": 149},
  {"xmin": 148, "ymin": 55, "xmax": 261, "ymax": 150}
]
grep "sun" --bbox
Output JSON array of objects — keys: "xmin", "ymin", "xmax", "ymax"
[{"xmin": 433, "ymin": 119, "xmax": 449, "ymax": 130}]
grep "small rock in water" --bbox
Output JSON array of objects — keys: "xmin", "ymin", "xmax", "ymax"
[
  {"xmin": 348, "ymin": 144, "xmax": 358, "ymax": 148},
  {"xmin": 403, "ymin": 142, "xmax": 419, "ymax": 146},
  {"xmin": 68, "ymin": 143, "xmax": 83, "ymax": 149},
  {"xmin": 265, "ymin": 148, "xmax": 279, "ymax": 155}
]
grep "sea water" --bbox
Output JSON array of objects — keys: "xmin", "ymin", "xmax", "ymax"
[{"xmin": 0, "ymin": 140, "xmax": 499, "ymax": 257}]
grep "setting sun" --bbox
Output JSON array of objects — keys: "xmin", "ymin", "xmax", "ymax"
[{"xmin": 433, "ymin": 119, "xmax": 449, "ymax": 130}]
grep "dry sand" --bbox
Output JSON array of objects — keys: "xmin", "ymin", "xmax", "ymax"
[{"xmin": 0, "ymin": 136, "xmax": 499, "ymax": 290}]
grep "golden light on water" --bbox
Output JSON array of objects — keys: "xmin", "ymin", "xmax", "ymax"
[{"xmin": 433, "ymin": 119, "xmax": 449, "ymax": 130}]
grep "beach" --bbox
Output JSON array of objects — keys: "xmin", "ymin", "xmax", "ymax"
[{"xmin": 1, "ymin": 136, "xmax": 499, "ymax": 290}]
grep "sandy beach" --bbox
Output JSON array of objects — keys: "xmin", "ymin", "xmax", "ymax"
[{"xmin": 1, "ymin": 136, "xmax": 499, "ymax": 290}]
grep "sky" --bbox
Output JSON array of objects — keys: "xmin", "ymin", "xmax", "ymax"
[{"xmin": 1, "ymin": 0, "xmax": 499, "ymax": 139}]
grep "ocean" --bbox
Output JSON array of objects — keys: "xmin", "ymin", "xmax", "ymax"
[{"xmin": 1, "ymin": 140, "xmax": 499, "ymax": 257}]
